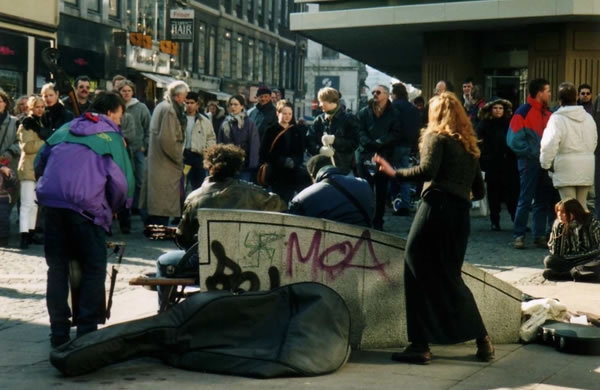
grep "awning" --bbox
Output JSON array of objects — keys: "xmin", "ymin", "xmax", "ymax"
[
  {"xmin": 198, "ymin": 88, "xmax": 231, "ymax": 101},
  {"xmin": 141, "ymin": 72, "xmax": 178, "ymax": 88}
]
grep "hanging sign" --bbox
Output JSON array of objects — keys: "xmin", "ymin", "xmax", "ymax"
[{"xmin": 170, "ymin": 9, "xmax": 194, "ymax": 41}]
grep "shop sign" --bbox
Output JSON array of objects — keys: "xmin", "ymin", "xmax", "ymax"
[
  {"xmin": 126, "ymin": 43, "xmax": 170, "ymax": 74},
  {"xmin": 170, "ymin": 9, "xmax": 194, "ymax": 41}
]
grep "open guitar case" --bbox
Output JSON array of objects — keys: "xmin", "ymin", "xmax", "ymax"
[{"xmin": 50, "ymin": 282, "xmax": 351, "ymax": 378}]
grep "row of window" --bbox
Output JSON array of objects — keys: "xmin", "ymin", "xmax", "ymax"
[
  {"xmin": 174, "ymin": 25, "xmax": 296, "ymax": 89},
  {"xmin": 64, "ymin": 0, "xmax": 120, "ymax": 18},
  {"xmin": 223, "ymin": 0, "xmax": 291, "ymax": 31}
]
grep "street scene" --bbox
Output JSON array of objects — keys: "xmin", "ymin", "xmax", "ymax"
[{"xmin": 1, "ymin": 0, "xmax": 600, "ymax": 389}]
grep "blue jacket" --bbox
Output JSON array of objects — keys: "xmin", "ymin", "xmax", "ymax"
[
  {"xmin": 507, "ymin": 96, "xmax": 551, "ymax": 160},
  {"xmin": 288, "ymin": 166, "xmax": 374, "ymax": 227},
  {"xmin": 35, "ymin": 114, "xmax": 133, "ymax": 231}
]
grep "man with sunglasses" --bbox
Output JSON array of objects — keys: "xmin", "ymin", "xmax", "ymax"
[
  {"xmin": 63, "ymin": 75, "xmax": 92, "ymax": 115},
  {"xmin": 577, "ymin": 84, "xmax": 593, "ymax": 114}
]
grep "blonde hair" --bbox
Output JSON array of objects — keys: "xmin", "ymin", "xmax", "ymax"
[
  {"xmin": 41, "ymin": 83, "xmax": 58, "ymax": 95},
  {"xmin": 276, "ymin": 99, "xmax": 293, "ymax": 114},
  {"xmin": 26, "ymin": 95, "xmax": 45, "ymax": 113},
  {"xmin": 317, "ymin": 87, "xmax": 340, "ymax": 104},
  {"xmin": 423, "ymin": 92, "xmax": 480, "ymax": 158}
]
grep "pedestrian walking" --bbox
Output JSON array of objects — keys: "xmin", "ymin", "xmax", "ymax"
[
  {"xmin": 507, "ymin": 78, "xmax": 554, "ymax": 249},
  {"xmin": 540, "ymin": 82, "xmax": 597, "ymax": 209},
  {"xmin": 183, "ymin": 91, "xmax": 216, "ymax": 191},
  {"xmin": 476, "ymin": 98, "xmax": 519, "ymax": 231},
  {"xmin": 141, "ymin": 80, "xmax": 189, "ymax": 226},
  {"xmin": 373, "ymin": 91, "xmax": 494, "ymax": 365},
  {"xmin": 16, "ymin": 96, "xmax": 45, "ymax": 249},
  {"xmin": 217, "ymin": 95, "xmax": 260, "ymax": 183},
  {"xmin": 247, "ymin": 86, "xmax": 277, "ymax": 140}
]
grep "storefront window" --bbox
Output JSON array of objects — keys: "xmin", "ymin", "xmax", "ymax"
[
  {"xmin": 257, "ymin": 41, "xmax": 264, "ymax": 82},
  {"xmin": 223, "ymin": 31, "xmax": 232, "ymax": 78},
  {"xmin": 208, "ymin": 27, "xmax": 216, "ymax": 76},
  {"xmin": 109, "ymin": 0, "xmax": 120, "ymax": 18},
  {"xmin": 197, "ymin": 23, "xmax": 206, "ymax": 74},
  {"xmin": 236, "ymin": 35, "xmax": 243, "ymax": 80}
]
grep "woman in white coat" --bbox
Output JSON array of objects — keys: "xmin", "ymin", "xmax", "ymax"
[{"xmin": 540, "ymin": 82, "xmax": 597, "ymax": 209}]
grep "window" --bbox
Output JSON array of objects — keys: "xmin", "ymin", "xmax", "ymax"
[
  {"xmin": 247, "ymin": 0, "xmax": 254, "ymax": 23},
  {"xmin": 187, "ymin": 42, "xmax": 194, "ymax": 71},
  {"xmin": 247, "ymin": 39, "xmax": 254, "ymax": 80},
  {"xmin": 133, "ymin": 0, "xmax": 167, "ymax": 39},
  {"xmin": 223, "ymin": 31, "xmax": 232, "ymax": 78},
  {"xmin": 109, "ymin": 0, "xmax": 120, "ymax": 18},
  {"xmin": 236, "ymin": 35, "xmax": 243, "ymax": 80},
  {"xmin": 266, "ymin": 0, "xmax": 273, "ymax": 30},
  {"xmin": 224, "ymin": 0, "xmax": 232, "ymax": 14},
  {"xmin": 236, "ymin": 0, "xmax": 243, "ymax": 18},
  {"xmin": 197, "ymin": 23, "xmax": 206, "ymax": 74},
  {"xmin": 322, "ymin": 46, "xmax": 339, "ymax": 59},
  {"xmin": 64, "ymin": 0, "xmax": 78, "ymax": 5},
  {"xmin": 272, "ymin": 44, "xmax": 278, "ymax": 85},
  {"xmin": 281, "ymin": 50, "xmax": 287, "ymax": 89},
  {"xmin": 87, "ymin": 0, "xmax": 100, "ymax": 12},
  {"xmin": 208, "ymin": 27, "xmax": 216, "ymax": 76},
  {"xmin": 281, "ymin": 0, "xmax": 288, "ymax": 27},
  {"xmin": 257, "ymin": 41, "xmax": 264, "ymax": 81},
  {"xmin": 265, "ymin": 44, "xmax": 273, "ymax": 84},
  {"xmin": 257, "ymin": 0, "xmax": 263, "ymax": 26}
]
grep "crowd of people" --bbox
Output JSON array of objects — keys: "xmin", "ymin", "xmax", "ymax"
[{"xmin": 1, "ymin": 72, "xmax": 600, "ymax": 359}]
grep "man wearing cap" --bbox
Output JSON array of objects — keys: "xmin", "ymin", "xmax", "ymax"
[{"xmin": 248, "ymin": 86, "xmax": 277, "ymax": 140}]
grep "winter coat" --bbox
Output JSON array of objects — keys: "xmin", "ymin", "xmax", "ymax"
[
  {"xmin": 306, "ymin": 108, "xmax": 359, "ymax": 174},
  {"xmin": 507, "ymin": 96, "xmax": 552, "ymax": 160},
  {"xmin": 35, "ymin": 113, "xmax": 133, "ymax": 232},
  {"xmin": 392, "ymin": 98, "xmax": 422, "ymax": 149},
  {"xmin": 259, "ymin": 123, "xmax": 305, "ymax": 185},
  {"xmin": 549, "ymin": 213, "xmax": 600, "ymax": 261},
  {"xmin": 289, "ymin": 166, "xmax": 374, "ymax": 227},
  {"xmin": 357, "ymin": 100, "xmax": 400, "ymax": 164},
  {"xmin": 0, "ymin": 113, "xmax": 19, "ymax": 173},
  {"xmin": 188, "ymin": 113, "xmax": 216, "ymax": 155},
  {"xmin": 209, "ymin": 105, "xmax": 226, "ymax": 136},
  {"xmin": 217, "ymin": 112, "xmax": 260, "ymax": 169},
  {"xmin": 540, "ymin": 105, "xmax": 597, "ymax": 187},
  {"xmin": 140, "ymin": 99, "xmax": 185, "ymax": 217},
  {"xmin": 126, "ymin": 98, "xmax": 151, "ymax": 152},
  {"xmin": 247, "ymin": 102, "xmax": 277, "ymax": 140},
  {"xmin": 176, "ymin": 177, "xmax": 286, "ymax": 248},
  {"xmin": 476, "ymin": 99, "xmax": 517, "ymax": 174},
  {"xmin": 17, "ymin": 116, "xmax": 44, "ymax": 181},
  {"xmin": 42, "ymin": 103, "xmax": 74, "ymax": 134}
]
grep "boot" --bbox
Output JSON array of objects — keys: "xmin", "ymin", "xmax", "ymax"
[
  {"xmin": 20, "ymin": 233, "xmax": 29, "ymax": 249},
  {"xmin": 29, "ymin": 230, "xmax": 44, "ymax": 245},
  {"xmin": 476, "ymin": 335, "xmax": 495, "ymax": 362}
]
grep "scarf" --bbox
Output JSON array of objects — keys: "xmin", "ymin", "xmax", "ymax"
[
  {"xmin": 325, "ymin": 105, "xmax": 340, "ymax": 121},
  {"xmin": 166, "ymin": 95, "xmax": 187, "ymax": 131},
  {"xmin": 221, "ymin": 111, "xmax": 246, "ymax": 139}
]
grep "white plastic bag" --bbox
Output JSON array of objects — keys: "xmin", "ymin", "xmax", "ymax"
[{"xmin": 519, "ymin": 298, "xmax": 568, "ymax": 342}]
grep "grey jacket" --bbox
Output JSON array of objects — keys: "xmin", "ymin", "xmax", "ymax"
[
  {"xmin": 0, "ymin": 114, "xmax": 19, "ymax": 172},
  {"xmin": 125, "ymin": 98, "xmax": 151, "ymax": 152}
]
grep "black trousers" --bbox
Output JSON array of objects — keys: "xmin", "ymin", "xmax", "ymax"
[
  {"xmin": 404, "ymin": 190, "xmax": 487, "ymax": 344},
  {"xmin": 45, "ymin": 207, "xmax": 107, "ymax": 337},
  {"xmin": 486, "ymin": 169, "xmax": 518, "ymax": 226}
]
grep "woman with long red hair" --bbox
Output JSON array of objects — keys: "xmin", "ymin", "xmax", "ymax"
[{"xmin": 374, "ymin": 92, "xmax": 494, "ymax": 364}]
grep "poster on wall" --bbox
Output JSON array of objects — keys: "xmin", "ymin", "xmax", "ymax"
[
  {"xmin": 314, "ymin": 76, "xmax": 340, "ymax": 97},
  {"xmin": 170, "ymin": 9, "xmax": 195, "ymax": 41}
]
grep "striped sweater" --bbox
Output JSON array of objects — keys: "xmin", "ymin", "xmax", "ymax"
[{"xmin": 548, "ymin": 214, "xmax": 600, "ymax": 261}]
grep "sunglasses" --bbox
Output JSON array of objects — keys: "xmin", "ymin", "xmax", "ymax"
[
  {"xmin": 372, "ymin": 91, "xmax": 382, "ymax": 96},
  {"xmin": 580, "ymin": 92, "xmax": 591, "ymax": 96}
]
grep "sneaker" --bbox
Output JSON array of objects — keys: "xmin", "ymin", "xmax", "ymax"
[
  {"xmin": 391, "ymin": 344, "xmax": 432, "ymax": 365},
  {"xmin": 476, "ymin": 335, "xmax": 495, "ymax": 362},
  {"xmin": 50, "ymin": 334, "xmax": 71, "ymax": 348},
  {"xmin": 513, "ymin": 236, "xmax": 525, "ymax": 249},
  {"xmin": 534, "ymin": 236, "xmax": 548, "ymax": 249}
]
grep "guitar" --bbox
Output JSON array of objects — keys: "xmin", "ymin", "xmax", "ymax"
[
  {"xmin": 41, "ymin": 47, "xmax": 81, "ymax": 117},
  {"xmin": 144, "ymin": 224, "xmax": 177, "ymax": 240}
]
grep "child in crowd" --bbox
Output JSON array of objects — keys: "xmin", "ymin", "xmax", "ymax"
[{"xmin": 543, "ymin": 198, "xmax": 600, "ymax": 280}]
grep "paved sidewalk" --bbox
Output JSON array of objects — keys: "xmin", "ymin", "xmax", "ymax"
[{"xmin": 1, "ymin": 209, "xmax": 599, "ymax": 389}]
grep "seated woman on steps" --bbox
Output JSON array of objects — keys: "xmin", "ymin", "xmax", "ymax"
[{"xmin": 543, "ymin": 198, "xmax": 600, "ymax": 280}]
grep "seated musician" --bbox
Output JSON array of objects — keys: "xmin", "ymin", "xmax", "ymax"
[{"xmin": 148, "ymin": 144, "xmax": 287, "ymax": 307}]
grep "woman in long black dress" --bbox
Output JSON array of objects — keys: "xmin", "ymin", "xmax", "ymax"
[{"xmin": 373, "ymin": 92, "xmax": 494, "ymax": 365}]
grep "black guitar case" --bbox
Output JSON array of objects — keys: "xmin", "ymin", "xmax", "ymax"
[
  {"xmin": 50, "ymin": 282, "xmax": 351, "ymax": 377},
  {"xmin": 538, "ymin": 321, "xmax": 600, "ymax": 355}
]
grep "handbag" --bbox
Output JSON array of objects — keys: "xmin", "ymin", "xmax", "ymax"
[{"xmin": 257, "ymin": 126, "xmax": 291, "ymax": 186}]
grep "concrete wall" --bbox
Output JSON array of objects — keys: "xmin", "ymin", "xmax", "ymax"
[{"xmin": 196, "ymin": 209, "xmax": 522, "ymax": 349}]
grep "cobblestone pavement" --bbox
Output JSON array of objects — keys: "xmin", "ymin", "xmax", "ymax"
[{"xmin": 0, "ymin": 206, "xmax": 548, "ymax": 330}]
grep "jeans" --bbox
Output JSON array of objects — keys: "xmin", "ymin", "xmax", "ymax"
[
  {"xmin": 513, "ymin": 158, "xmax": 554, "ymax": 238},
  {"xmin": 389, "ymin": 146, "xmax": 412, "ymax": 210},
  {"xmin": 45, "ymin": 207, "xmax": 107, "ymax": 337},
  {"xmin": 155, "ymin": 243, "xmax": 199, "ymax": 308}
]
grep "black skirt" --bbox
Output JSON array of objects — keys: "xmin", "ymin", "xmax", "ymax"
[{"xmin": 404, "ymin": 189, "xmax": 487, "ymax": 344}]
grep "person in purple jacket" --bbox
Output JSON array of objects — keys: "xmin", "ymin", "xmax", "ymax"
[{"xmin": 35, "ymin": 92, "xmax": 134, "ymax": 348}]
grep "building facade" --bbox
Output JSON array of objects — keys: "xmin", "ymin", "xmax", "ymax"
[
  {"xmin": 56, "ymin": 0, "xmax": 306, "ymax": 110},
  {"xmin": 0, "ymin": 0, "xmax": 59, "ymax": 98},
  {"xmin": 303, "ymin": 39, "xmax": 367, "ymax": 116},
  {"xmin": 291, "ymin": 0, "xmax": 600, "ymax": 108}
]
